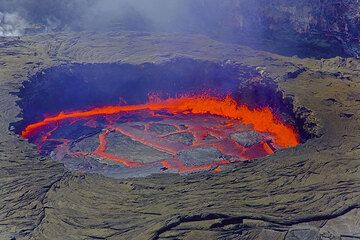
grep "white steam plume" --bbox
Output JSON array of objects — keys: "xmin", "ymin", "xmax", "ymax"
[{"xmin": 0, "ymin": 12, "xmax": 28, "ymax": 37}]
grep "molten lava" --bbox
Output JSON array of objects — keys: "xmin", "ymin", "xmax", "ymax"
[{"xmin": 21, "ymin": 95, "xmax": 299, "ymax": 174}]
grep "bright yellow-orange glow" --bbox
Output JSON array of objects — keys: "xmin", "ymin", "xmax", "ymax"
[{"xmin": 22, "ymin": 95, "xmax": 299, "ymax": 147}]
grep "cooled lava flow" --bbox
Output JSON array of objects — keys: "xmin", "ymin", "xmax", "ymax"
[{"xmin": 21, "ymin": 95, "xmax": 299, "ymax": 174}]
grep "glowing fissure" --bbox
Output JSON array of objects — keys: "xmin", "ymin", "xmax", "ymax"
[{"xmin": 21, "ymin": 95, "xmax": 300, "ymax": 174}]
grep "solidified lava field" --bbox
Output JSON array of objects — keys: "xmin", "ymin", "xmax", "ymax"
[{"xmin": 1, "ymin": 32, "xmax": 360, "ymax": 240}]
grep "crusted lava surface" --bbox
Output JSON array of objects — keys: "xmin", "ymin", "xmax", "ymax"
[{"xmin": 20, "ymin": 95, "xmax": 298, "ymax": 178}]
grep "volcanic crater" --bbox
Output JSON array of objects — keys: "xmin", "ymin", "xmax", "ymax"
[
  {"xmin": 13, "ymin": 59, "xmax": 302, "ymax": 178},
  {"xmin": 1, "ymin": 31, "xmax": 359, "ymax": 240}
]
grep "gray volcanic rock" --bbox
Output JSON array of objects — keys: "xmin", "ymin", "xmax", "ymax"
[
  {"xmin": 320, "ymin": 208, "xmax": 360, "ymax": 239},
  {"xmin": 178, "ymin": 147, "xmax": 224, "ymax": 166},
  {"xmin": 182, "ymin": 0, "xmax": 360, "ymax": 58},
  {"xmin": 0, "ymin": 32, "xmax": 359, "ymax": 240},
  {"xmin": 106, "ymin": 132, "xmax": 171, "ymax": 164},
  {"xmin": 285, "ymin": 228, "xmax": 320, "ymax": 240},
  {"xmin": 149, "ymin": 123, "xmax": 178, "ymax": 135},
  {"xmin": 231, "ymin": 131, "xmax": 262, "ymax": 147},
  {"xmin": 164, "ymin": 132, "xmax": 194, "ymax": 145},
  {"xmin": 2, "ymin": 0, "xmax": 359, "ymax": 58}
]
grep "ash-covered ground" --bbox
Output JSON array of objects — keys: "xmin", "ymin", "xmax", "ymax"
[
  {"xmin": 0, "ymin": 1, "xmax": 359, "ymax": 240},
  {"xmin": 0, "ymin": 32, "xmax": 358, "ymax": 240}
]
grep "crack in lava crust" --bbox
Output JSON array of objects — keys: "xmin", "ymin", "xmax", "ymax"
[{"xmin": 21, "ymin": 95, "xmax": 300, "ymax": 174}]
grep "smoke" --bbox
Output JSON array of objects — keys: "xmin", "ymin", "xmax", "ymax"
[
  {"xmin": 0, "ymin": 12, "xmax": 28, "ymax": 36},
  {"xmin": 0, "ymin": 0, "xmax": 93, "ymax": 33},
  {"xmin": 0, "ymin": 0, "xmax": 357, "ymax": 58},
  {"xmin": 0, "ymin": 0, "xmax": 254, "ymax": 34},
  {"xmin": 78, "ymin": 0, "xmax": 254, "ymax": 33}
]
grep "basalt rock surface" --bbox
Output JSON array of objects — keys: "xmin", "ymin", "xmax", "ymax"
[
  {"xmin": 0, "ymin": 32, "xmax": 359, "ymax": 240},
  {"xmin": 207, "ymin": 0, "xmax": 360, "ymax": 58}
]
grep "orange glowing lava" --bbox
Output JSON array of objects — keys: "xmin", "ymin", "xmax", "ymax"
[
  {"xmin": 22, "ymin": 95, "xmax": 299, "ymax": 147},
  {"xmin": 21, "ymin": 95, "xmax": 299, "ymax": 175}
]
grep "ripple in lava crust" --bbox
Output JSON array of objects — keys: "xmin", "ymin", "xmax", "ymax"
[{"xmin": 21, "ymin": 96, "xmax": 299, "ymax": 178}]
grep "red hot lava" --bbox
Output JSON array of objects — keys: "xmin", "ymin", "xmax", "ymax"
[{"xmin": 21, "ymin": 95, "xmax": 300, "ymax": 174}]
